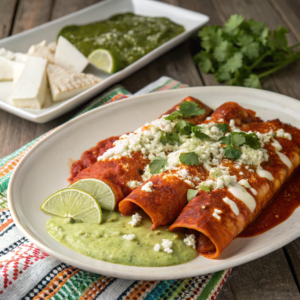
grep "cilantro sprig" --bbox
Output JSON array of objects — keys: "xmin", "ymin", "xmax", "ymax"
[
  {"xmin": 219, "ymin": 131, "xmax": 261, "ymax": 160},
  {"xmin": 149, "ymin": 157, "xmax": 167, "ymax": 174},
  {"xmin": 160, "ymin": 132, "xmax": 180, "ymax": 145},
  {"xmin": 194, "ymin": 15, "xmax": 300, "ymax": 88},
  {"xmin": 179, "ymin": 152, "xmax": 199, "ymax": 166},
  {"xmin": 165, "ymin": 101, "xmax": 205, "ymax": 121}
]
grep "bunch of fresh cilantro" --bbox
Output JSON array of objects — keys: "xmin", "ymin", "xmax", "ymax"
[{"xmin": 193, "ymin": 15, "xmax": 300, "ymax": 88}]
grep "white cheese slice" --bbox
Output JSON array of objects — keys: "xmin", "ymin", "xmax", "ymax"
[
  {"xmin": 47, "ymin": 63, "xmax": 102, "ymax": 102},
  {"xmin": 54, "ymin": 36, "xmax": 89, "ymax": 73},
  {"xmin": 11, "ymin": 56, "xmax": 47, "ymax": 109},
  {"xmin": 15, "ymin": 52, "xmax": 29, "ymax": 63},
  {"xmin": 13, "ymin": 62, "xmax": 25, "ymax": 85},
  {"xmin": 27, "ymin": 40, "xmax": 56, "ymax": 63},
  {"xmin": 0, "ymin": 57, "xmax": 14, "ymax": 81},
  {"xmin": 0, "ymin": 48, "xmax": 15, "ymax": 60}
]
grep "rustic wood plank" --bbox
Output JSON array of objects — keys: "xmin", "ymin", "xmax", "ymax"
[
  {"xmin": 51, "ymin": 0, "xmax": 102, "ymax": 20},
  {"xmin": 217, "ymin": 249, "xmax": 300, "ymax": 300},
  {"xmin": 12, "ymin": 0, "xmax": 53, "ymax": 34},
  {"xmin": 0, "ymin": 0, "xmax": 18, "ymax": 38},
  {"xmin": 269, "ymin": 0, "xmax": 300, "ymax": 42}
]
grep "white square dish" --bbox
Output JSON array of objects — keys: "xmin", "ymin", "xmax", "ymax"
[{"xmin": 0, "ymin": 0, "xmax": 209, "ymax": 123}]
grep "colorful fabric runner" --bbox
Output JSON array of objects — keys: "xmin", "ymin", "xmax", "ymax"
[{"xmin": 0, "ymin": 76, "xmax": 231, "ymax": 300}]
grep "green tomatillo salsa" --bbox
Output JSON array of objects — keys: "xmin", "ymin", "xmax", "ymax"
[
  {"xmin": 57, "ymin": 12, "xmax": 185, "ymax": 70},
  {"xmin": 46, "ymin": 211, "xmax": 197, "ymax": 267}
]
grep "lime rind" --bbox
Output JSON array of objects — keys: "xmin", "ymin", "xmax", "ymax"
[
  {"xmin": 69, "ymin": 179, "xmax": 116, "ymax": 211},
  {"xmin": 41, "ymin": 188, "xmax": 102, "ymax": 224},
  {"xmin": 88, "ymin": 49, "xmax": 120, "ymax": 74}
]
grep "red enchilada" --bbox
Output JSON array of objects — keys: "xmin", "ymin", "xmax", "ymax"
[{"xmin": 42, "ymin": 96, "xmax": 300, "ymax": 265}]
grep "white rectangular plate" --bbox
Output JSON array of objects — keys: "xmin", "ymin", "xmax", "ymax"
[
  {"xmin": 0, "ymin": 0, "xmax": 209, "ymax": 123},
  {"xmin": 8, "ymin": 86, "xmax": 300, "ymax": 280}
]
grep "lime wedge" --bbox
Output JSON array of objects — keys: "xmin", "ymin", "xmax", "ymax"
[
  {"xmin": 88, "ymin": 49, "xmax": 120, "ymax": 74},
  {"xmin": 69, "ymin": 179, "xmax": 116, "ymax": 211},
  {"xmin": 40, "ymin": 188, "xmax": 102, "ymax": 224}
]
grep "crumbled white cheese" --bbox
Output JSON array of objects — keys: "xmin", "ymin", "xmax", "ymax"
[
  {"xmin": 123, "ymin": 234, "xmax": 136, "ymax": 241},
  {"xmin": 212, "ymin": 208, "xmax": 222, "ymax": 220},
  {"xmin": 239, "ymin": 171, "xmax": 244, "ymax": 175},
  {"xmin": 229, "ymin": 119, "xmax": 235, "ymax": 127},
  {"xmin": 183, "ymin": 234, "xmax": 196, "ymax": 249},
  {"xmin": 161, "ymin": 239, "xmax": 173, "ymax": 254},
  {"xmin": 127, "ymin": 180, "xmax": 142, "ymax": 189},
  {"xmin": 177, "ymin": 168, "xmax": 189, "ymax": 179},
  {"xmin": 128, "ymin": 213, "xmax": 142, "ymax": 227},
  {"xmin": 206, "ymin": 117, "xmax": 212, "ymax": 120},
  {"xmin": 154, "ymin": 244, "xmax": 161, "ymax": 252},
  {"xmin": 141, "ymin": 181, "xmax": 153, "ymax": 192},
  {"xmin": 276, "ymin": 129, "xmax": 292, "ymax": 140}
]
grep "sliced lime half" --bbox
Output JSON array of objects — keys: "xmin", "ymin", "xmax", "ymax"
[
  {"xmin": 69, "ymin": 179, "xmax": 116, "ymax": 211},
  {"xmin": 40, "ymin": 188, "xmax": 102, "ymax": 224},
  {"xmin": 88, "ymin": 49, "xmax": 120, "ymax": 74}
]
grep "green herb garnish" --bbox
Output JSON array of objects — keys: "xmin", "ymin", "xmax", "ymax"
[
  {"xmin": 149, "ymin": 157, "xmax": 167, "ymax": 174},
  {"xmin": 165, "ymin": 101, "xmax": 205, "ymax": 121},
  {"xmin": 179, "ymin": 152, "xmax": 199, "ymax": 166},
  {"xmin": 187, "ymin": 189, "xmax": 198, "ymax": 201},
  {"xmin": 179, "ymin": 101, "xmax": 205, "ymax": 117},
  {"xmin": 219, "ymin": 131, "xmax": 261, "ymax": 160},
  {"xmin": 194, "ymin": 15, "xmax": 300, "ymax": 88},
  {"xmin": 217, "ymin": 123, "xmax": 230, "ymax": 133},
  {"xmin": 160, "ymin": 132, "xmax": 180, "ymax": 145}
]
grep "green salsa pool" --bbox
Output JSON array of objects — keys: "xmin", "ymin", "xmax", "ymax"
[
  {"xmin": 58, "ymin": 12, "xmax": 185, "ymax": 70},
  {"xmin": 46, "ymin": 211, "xmax": 197, "ymax": 267}
]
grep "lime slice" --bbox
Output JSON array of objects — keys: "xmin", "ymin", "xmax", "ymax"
[
  {"xmin": 88, "ymin": 49, "xmax": 120, "ymax": 74},
  {"xmin": 40, "ymin": 188, "xmax": 102, "ymax": 224},
  {"xmin": 69, "ymin": 179, "xmax": 116, "ymax": 211}
]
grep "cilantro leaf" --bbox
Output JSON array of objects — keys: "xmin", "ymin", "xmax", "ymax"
[
  {"xmin": 199, "ymin": 186, "xmax": 210, "ymax": 192},
  {"xmin": 167, "ymin": 133, "xmax": 180, "ymax": 145},
  {"xmin": 194, "ymin": 130, "xmax": 210, "ymax": 140},
  {"xmin": 193, "ymin": 51, "xmax": 215, "ymax": 73},
  {"xmin": 179, "ymin": 101, "xmax": 205, "ymax": 117},
  {"xmin": 244, "ymin": 74, "xmax": 261, "ymax": 89},
  {"xmin": 224, "ymin": 52, "xmax": 243, "ymax": 73},
  {"xmin": 198, "ymin": 26, "xmax": 223, "ymax": 52},
  {"xmin": 224, "ymin": 145, "xmax": 242, "ymax": 160},
  {"xmin": 149, "ymin": 157, "xmax": 167, "ymax": 174},
  {"xmin": 160, "ymin": 132, "xmax": 168, "ymax": 145},
  {"xmin": 215, "ymin": 66, "xmax": 231, "ymax": 82},
  {"xmin": 165, "ymin": 110, "xmax": 183, "ymax": 121},
  {"xmin": 241, "ymin": 42, "xmax": 259, "ymax": 59},
  {"xmin": 219, "ymin": 136, "xmax": 231, "ymax": 145},
  {"xmin": 187, "ymin": 189, "xmax": 198, "ymax": 201},
  {"xmin": 217, "ymin": 123, "xmax": 230, "ymax": 133},
  {"xmin": 245, "ymin": 133, "xmax": 261, "ymax": 149},
  {"xmin": 214, "ymin": 41, "xmax": 235, "ymax": 62},
  {"xmin": 179, "ymin": 152, "xmax": 199, "ymax": 166},
  {"xmin": 174, "ymin": 120, "xmax": 195, "ymax": 135},
  {"xmin": 268, "ymin": 26, "xmax": 289, "ymax": 50},
  {"xmin": 236, "ymin": 34, "xmax": 253, "ymax": 47},
  {"xmin": 231, "ymin": 132, "xmax": 246, "ymax": 147},
  {"xmin": 225, "ymin": 14, "xmax": 244, "ymax": 35}
]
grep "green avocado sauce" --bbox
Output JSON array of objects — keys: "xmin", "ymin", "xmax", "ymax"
[
  {"xmin": 57, "ymin": 12, "xmax": 185, "ymax": 70},
  {"xmin": 46, "ymin": 211, "xmax": 197, "ymax": 267}
]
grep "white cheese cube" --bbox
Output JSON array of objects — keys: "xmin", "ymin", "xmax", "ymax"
[
  {"xmin": 47, "ymin": 63, "xmax": 102, "ymax": 102},
  {"xmin": 0, "ymin": 48, "xmax": 15, "ymax": 60},
  {"xmin": 27, "ymin": 40, "xmax": 56, "ymax": 64},
  {"xmin": 0, "ymin": 57, "xmax": 14, "ymax": 81},
  {"xmin": 54, "ymin": 36, "xmax": 89, "ymax": 73},
  {"xmin": 11, "ymin": 56, "xmax": 47, "ymax": 109},
  {"xmin": 13, "ymin": 61, "xmax": 25, "ymax": 85},
  {"xmin": 14, "ymin": 53, "xmax": 29, "ymax": 63}
]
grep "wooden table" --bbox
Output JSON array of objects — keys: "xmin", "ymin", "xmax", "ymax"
[{"xmin": 1, "ymin": 0, "xmax": 300, "ymax": 299}]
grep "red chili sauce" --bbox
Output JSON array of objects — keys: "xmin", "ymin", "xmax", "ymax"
[
  {"xmin": 69, "ymin": 136, "xmax": 119, "ymax": 182},
  {"xmin": 240, "ymin": 167, "xmax": 300, "ymax": 237}
]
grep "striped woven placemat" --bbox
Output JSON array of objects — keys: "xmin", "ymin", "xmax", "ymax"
[{"xmin": 0, "ymin": 76, "xmax": 231, "ymax": 300}]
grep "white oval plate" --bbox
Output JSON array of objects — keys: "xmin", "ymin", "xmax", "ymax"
[{"xmin": 8, "ymin": 86, "xmax": 300, "ymax": 280}]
